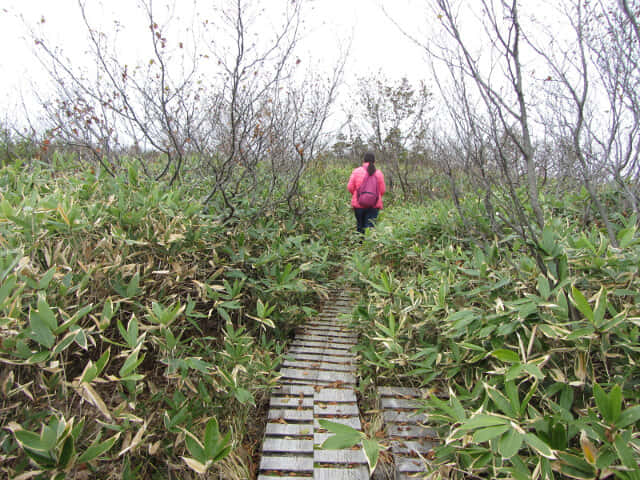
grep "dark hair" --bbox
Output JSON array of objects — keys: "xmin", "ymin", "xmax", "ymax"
[{"xmin": 364, "ymin": 152, "xmax": 376, "ymax": 175}]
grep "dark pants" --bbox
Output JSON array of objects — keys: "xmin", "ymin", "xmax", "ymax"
[{"xmin": 354, "ymin": 208, "xmax": 379, "ymax": 234}]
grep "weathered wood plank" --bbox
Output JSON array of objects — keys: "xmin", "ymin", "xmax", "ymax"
[
  {"xmin": 390, "ymin": 439, "xmax": 436, "ymax": 455},
  {"xmin": 388, "ymin": 424, "xmax": 438, "ymax": 438},
  {"xmin": 290, "ymin": 340, "xmax": 352, "ymax": 350},
  {"xmin": 381, "ymin": 397, "xmax": 424, "ymax": 409},
  {"xmin": 265, "ymin": 423, "xmax": 314, "ymax": 436},
  {"xmin": 300, "ymin": 327, "xmax": 356, "ymax": 337},
  {"xmin": 314, "ymin": 403, "xmax": 359, "ymax": 416},
  {"xmin": 272, "ymin": 385, "xmax": 314, "ymax": 396},
  {"xmin": 314, "ymin": 448, "xmax": 367, "ymax": 464},
  {"xmin": 313, "ymin": 467, "xmax": 369, "ymax": 480},
  {"xmin": 270, "ymin": 396, "xmax": 314, "ymax": 408},
  {"xmin": 314, "ymin": 417, "xmax": 361, "ymax": 430},
  {"xmin": 314, "ymin": 388, "xmax": 357, "ymax": 403},
  {"xmin": 258, "ymin": 476, "xmax": 310, "ymax": 480},
  {"xmin": 285, "ymin": 353, "xmax": 355, "ymax": 364},
  {"xmin": 295, "ymin": 334, "xmax": 356, "ymax": 344},
  {"xmin": 383, "ymin": 410, "xmax": 428, "ymax": 424},
  {"xmin": 259, "ymin": 455, "xmax": 314, "ymax": 472},
  {"xmin": 279, "ymin": 368, "xmax": 356, "ymax": 384},
  {"xmin": 262, "ymin": 438, "xmax": 314, "ymax": 454},
  {"xmin": 396, "ymin": 455, "xmax": 428, "ymax": 473},
  {"xmin": 268, "ymin": 409, "xmax": 314, "ymax": 422},
  {"xmin": 288, "ymin": 346, "xmax": 356, "ymax": 357},
  {"xmin": 283, "ymin": 359, "xmax": 356, "ymax": 373},
  {"xmin": 377, "ymin": 386, "xmax": 422, "ymax": 397}
]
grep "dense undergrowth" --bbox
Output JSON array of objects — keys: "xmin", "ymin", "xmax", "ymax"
[
  {"xmin": 0, "ymin": 157, "xmax": 355, "ymax": 479},
  {"xmin": 348, "ymin": 192, "xmax": 640, "ymax": 478},
  {"xmin": 1, "ymin": 155, "xmax": 639, "ymax": 479}
]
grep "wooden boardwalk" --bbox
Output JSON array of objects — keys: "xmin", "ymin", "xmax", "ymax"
[
  {"xmin": 258, "ymin": 289, "xmax": 369, "ymax": 480},
  {"xmin": 377, "ymin": 387, "xmax": 437, "ymax": 479}
]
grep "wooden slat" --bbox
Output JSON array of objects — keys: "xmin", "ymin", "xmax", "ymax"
[
  {"xmin": 313, "ymin": 467, "xmax": 369, "ymax": 480},
  {"xmin": 391, "ymin": 439, "xmax": 435, "ymax": 455},
  {"xmin": 285, "ymin": 353, "xmax": 355, "ymax": 364},
  {"xmin": 290, "ymin": 340, "xmax": 352, "ymax": 350},
  {"xmin": 272, "ymin": 385, "xmax": 314, "ymax": 396},
  {"xmin": 314, "ymin": 448, "xmax": 367, "ymax": 464},
  {"xmin": 259, "ymin": 455, "xmax": 314, "ymax": 472},
  {"xmin": 314, "ymin": 403, "xmax": 359, "ymax": 416},
  {"xmin": 268, "ymin": 409, "xmax": 314, "ymax": 422},
  {"xmin": 283, "ymin": 360, "xmax": 356, "ymax": 372},
  {"xmin": 288, "ymin": 346, "xmax": 355, "ymax": 357},
  {"xmin": 388, "ymin": 424, "xmax": 437, "ymax": 438},
  {"xmin": 265, "ymin": 423, "xmax": 314, "ymax": 436},
  {"xmin": 314, "ymin": 388, "xmax": 357, "ymax": 403},
  {"xmin": 396, "ymin": 456, "xmax": 428, "ymax": 473},
  {"xmin": 279, "ymin": 368, "xmax": 356, "ymax": 384},
  {"xmin": 378, "ymin": 386, "xmax": 422, "ymax": 397},
  {"xmin": 294, "ymin": 334, "xmax": 356, "ymax": 344},
  {"xmin": 381, "ymin": 397, "xmax": 424, "ymax": 409},
  {"xmin": 383, "ymin": 410, "xmax": 428, "ymax": 424},
  {"xmin": 270, "ymin": 396, "xmax": 314, "ymax": 408},
  {"xmin": 314, "ymin": 417, "xmax": 361, "ymax": 430},
  {"xmin": 262, "ymin": 438, "xmax": 313, "ymax": 454}
]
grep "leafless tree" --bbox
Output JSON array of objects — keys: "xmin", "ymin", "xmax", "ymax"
[{"xmin": 29, "ymin": 0, "xmax": 344, "ymax": 219}]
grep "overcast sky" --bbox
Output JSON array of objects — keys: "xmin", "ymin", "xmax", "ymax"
[{"xmin": 0, "ymin": 0, "xmax": 430, "ymax": 121}]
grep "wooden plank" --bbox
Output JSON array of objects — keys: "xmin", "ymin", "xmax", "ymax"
[
  {"xmin": 314, "ymin": 388, "xmax": 357, "ymax": 403},
  {"xmin": 284, "ymin": 353, "xmax": 355, "ymax": 364},
  {"xmin": 314, "ymin": 417, "xmax": 361, "ymax": 430},
  {"xmin": 283, "ymin": 360, "xmax": 356, "ymax": 373},
  {"xmin": 315, "ymin": 403, "xmax": 359, "ymax": 416},
  {"xmin": 258, "ymin": 476, "xmax": 310, "ymax": 480},
  {"xmin": 391, "ymin": 439, "xmax": 436, "ymax": 455},
  {"xmin": 265, "ymin": 423, "xmax": 314, "ymax": 436},
  {"xmin": 377, "ymin": 386, "xmax": 422, "ymax": 397},
  {"xmin": 396, "ymin": 456, "xmax": 428, "ymax": 473},
  {"xmin": 300, "ymin": 328, "xmax": 356, "ymax": 337},
  {"xmin": 273, "ymin": 385, "xmax": 314, "ymax": 396},
  {"xmin": 268, "ymin": 409, "xmax": 314, "ymax": 422},
  {"xmin": 313, "ymin": 467, "xmax": 369, "ymax": 480},
  {"xmin": 294, "ymin": 335, "xmax": 356, "ymax": 345},
  {"xmin": 288, "ymin": 346, "xmax": 356, "ymax": 357},
  {"xmin": 290, "ymin": 340, "xmax": 352, "ymax": 351},
  {"xmin": 381, "ymin": 398, "xmax": 424, "ymax": 409},
  {"xmin": 314, "ymin": 448, "xmax": 367, "ymax": 464},
  {"xmin": 262, "ymin": 438, "xmax": 314, "ymax": 454},
  {"xmin": 259, "ymin": 455, "xmax": 314, "ymax": 472},
  {"xmin": 383, "ymin": 410, "xmax": 428, "ymax": 424},
  {"xmin": 279, "ymin": 368, "xmax": 356, "ymax": 384},
  {"xmin": 388, "ymin": 424, "xmax": 438, "ymax": 438},
  {"xmin": 270, "ymin": 396, "xmax": 314, "ymax": 408}
]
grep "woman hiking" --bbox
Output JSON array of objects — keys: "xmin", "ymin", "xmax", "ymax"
[{"xmin": 347, "ymin": 151, "xmax": 386, "ymax": 236}]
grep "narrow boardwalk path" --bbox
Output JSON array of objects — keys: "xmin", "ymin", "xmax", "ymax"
[{"xmin": 258, "ymin": 289, "xmax": 368, "ymax": 479}]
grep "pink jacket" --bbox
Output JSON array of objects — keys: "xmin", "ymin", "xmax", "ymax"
[{"xmin": 347, "ymin": 163, "xmax": 386, "ymax": 209}]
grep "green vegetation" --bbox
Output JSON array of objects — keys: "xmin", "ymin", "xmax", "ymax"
[
  {"xmin": 0, "ymin": 157, "xmax": 353, "ymax": 479},
  {"xmin": 1, "ymin": 153, "xmax": 639, "ymax": 479},
  {"xmin": 349, "ymin": 194, "xmax": 640, "ymax": 478}
]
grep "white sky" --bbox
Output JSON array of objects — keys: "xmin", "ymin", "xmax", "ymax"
[{"xmin": 0, "ymin": 0, "xmax": 428, "ymax": 122}]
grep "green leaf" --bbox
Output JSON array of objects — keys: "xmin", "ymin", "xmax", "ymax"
[
  {"xmin": 318, "ymin": 419, "xmax": 364, "ymax": 436},
  {"xmin": 15, "ymin": 429, "xmax": 52, "ymax": 453},
  {"xmin": 233, "ymin": 387, "xmax": 254, "ymax": 406},
  {"xmin": 77, "ymin": 433, "xmax": 119, "ymax": 463},
  {"xmin": 491, "ymin": 349, "xmax": 520, "ymax": 363},
  {"xmin": 571, "ymin": 286, "xmax": 593, "ymax": 323},
  {"xmin": 524, "ymin": 433, "xmax": 555, "ymax": 459},
  {"xmin": 29, "ymin": 309, "xmax": 56, "ymax": 349},
  {"xmin": 486, "ymin": 385, "xmax": 516, "ymax": 417},
  {"xmin": 498, "ymin": 428, "xmax": 523, "ymax": 458},
  {"xmin": 473, "ymin": 424, "xmax": 511, "ymax": 443},
  {"xmin": 617, "ymin": 226, "xmax": 635, "ymax": 247},
  {"xmin": 617, "ymin": 405, "xmax": 640, "ymax": 428},
  {"xmin": 321, "ymin": 432, "xmax": 362, "ymax": 450},
  {"xmin": 614, "ymin": 432, "xmax": 636, "ymax": 469},
  {"xmin": 458, "ymin": 414, "xmax": 509, "ymax": 431},
  {"xmin": 537, "ymin": 274, "xmax": 551, "ymax": 300},
  {"xmin": 362, "ymin": 438, "xmax": 381, "ymax": 472},
  {"xmin": 593, "ymin": 384, "xmax": 611, "ymax": 423}
]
